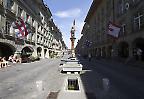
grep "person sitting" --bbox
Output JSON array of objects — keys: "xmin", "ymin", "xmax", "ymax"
[
  {"xmin": 2, "ymin": 57, "xmax": 6, "ymax": 62},
  {"xmin": 14, "ymin": 56, "xmax": 21, "ymax": 63},
  {"xmin": 12, "ymin": 56, "xmax": 17, "ymax": 63},
  {"xmin": 0, "ymin": 57, "xmax": 2, "ymax": 62},
  {"xmin": 8, "ymin": 55, "xmax": 13, "ymax": 62},
  {"xmin": 1, "ymin": 57, "xmax": 8, "ymax": 67}
]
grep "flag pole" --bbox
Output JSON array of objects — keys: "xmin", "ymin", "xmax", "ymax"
[{"xmin": 112, "ymin": 0, "xmax": 117, "ymax": 58}]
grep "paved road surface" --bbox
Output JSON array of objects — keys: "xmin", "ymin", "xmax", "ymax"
[
  {"xmin": 80, "ymin": 58, "xmax": 144, "ymax": 99},
  {"xmin": 0, "ymin": 59, "xmax": 66, "ymax": 99}
]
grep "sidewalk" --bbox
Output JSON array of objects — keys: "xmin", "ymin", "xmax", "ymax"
[{"xmin": 91, "ymin": 57, "xmax": 144, "ymax": 69}]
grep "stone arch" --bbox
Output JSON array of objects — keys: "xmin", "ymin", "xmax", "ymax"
[
  {"xmin": 21, "ymin": 46, "xmax": 34, "ymax": 57},
  {"xmin": 0, "ymin": 42, "xmax": 16, "ymax": 59},
  {"xmin": 118, "ymin": 41, "xmax": 129, "ymax": 58},
  {"xmin": 132, "ymin": 37, "xmax": 144, "ymax": 60}
]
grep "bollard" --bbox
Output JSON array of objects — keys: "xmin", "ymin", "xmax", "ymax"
[{"xmin": 102, "ymin": 78, "xmax": 110, "ymax": 91}]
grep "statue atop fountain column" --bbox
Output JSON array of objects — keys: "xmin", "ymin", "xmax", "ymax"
[{"xmin": 70, "ymin": 20, "xmax": 76, "ymax": 57}]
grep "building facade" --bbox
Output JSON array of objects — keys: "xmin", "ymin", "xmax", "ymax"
[
  {"xmin": 76, "ymin": 0, "xmax": 144, "ymax": 61},
  {"xmin": 0, "ymin": 0, "xmax": 66, "ymax": 59}
]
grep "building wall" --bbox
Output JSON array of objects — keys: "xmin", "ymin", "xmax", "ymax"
[
  {"xmin": 0, "ymin": 0, "xmax": 65, "ymax": 59},
  {"xmin": 76, "ymin": 0, "xmax": 144, "ymax": 61}
]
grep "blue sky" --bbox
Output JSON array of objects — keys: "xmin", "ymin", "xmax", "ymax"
[{"xmin": 44, "ymin": 0, "xmax": 93, "ymax": 48}]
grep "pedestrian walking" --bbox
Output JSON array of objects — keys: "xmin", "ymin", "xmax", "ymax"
[
  {"xmin": 88, "ymin": 53, "xmax": 91, "ymax": 62},
  {"xmin": 132, "ymin": 48, "xmax": 137, "ymax": 60},
  {"xmin": 137, "ymin": 48, "xmax": 142, "ymax": 61}
]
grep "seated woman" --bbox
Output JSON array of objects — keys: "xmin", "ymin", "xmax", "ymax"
[
  {"xmin": 2, "ymin": 57, "xmax": 6, "ymax": 62},
  {"xmin": 14, "ymin": 56, "xmax": 21, "ymax": 63},
  {"xmin": 1, "ymin": 57, "xmax": 8, "ymax": 67},
  {"xmin": 8, "ymin": 55, "xmax": 13, "ymax": 62}
]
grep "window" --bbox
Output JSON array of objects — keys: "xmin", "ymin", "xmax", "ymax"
[
  {"xmin": 117, "ymin": 0, "xmax": 125, "ymax": 15},
  {"xmin": 7, "ymin": 0, "xmax": 14, "ymax": 10},
  {"xmin": 26, "ymin": 14, "xmax": 29, "ymax": 21},
  {"xmin": 37, "ymin": 35, "xmax": 39, "ymax": 42},
  {"xmin": 32, "ymin": 19, "xmax": 34, "ymax": 25},
  {"xmin": 119, "ymin": 24, "xmax": 126, "ymax": 37},
  {"xmin": 6, "ymin": 21, "xmax": 10, "ymax": 34},
  {"xmin": 18, "ymin": 6, "xmax": 22, "ymax": 17},
  {"xmin": 122, "ymin": 24, "xmax": 126, "ymax": 34},
  {"xmin": 130, "ymin": 0, "xmax": 142, "ymax": 7},
  {"xmin": 133, "ymin": 11, "xmax": 144, "ymax": 31}
]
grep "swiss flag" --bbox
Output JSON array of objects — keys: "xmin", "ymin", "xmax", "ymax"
[{"xmin": 12, "ymin": 17, "xmax": 28, "ymax": 38}]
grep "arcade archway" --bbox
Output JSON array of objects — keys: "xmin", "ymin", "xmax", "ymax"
[
  {"xmin": 21, "ymin": 46, "xmax": 34, "ymax": 57},
  {"xmin": 0, "ymin": 42, "xmax": 16, "ymax": 59},
  {"xmin": 132, "ymin": 37, "xmax": 144, "ymax": 60},
  {"xmin": 118, "ymin": 41, "xmax": 129, "ymax": 58}
]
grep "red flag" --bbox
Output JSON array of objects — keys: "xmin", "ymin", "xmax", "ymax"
[
  {"xmin": 15, "ymin": 21, "xmax": 25, "ymax": 37},
  {"xmin": 107, "ymin": 22, "xmax": 121, "ymax": 38},
  {"xmin": 14, "ymin": 17, "xmax": 28, "ymax": 38},
  {"xmin": 20, "ymin": 18, "xmax": 28, "ymax": 36}
]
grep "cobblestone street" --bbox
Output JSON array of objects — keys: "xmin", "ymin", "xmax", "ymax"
[{"xmin": 0, "ymin": 59, "xmax": 66, "ymax": 99}]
